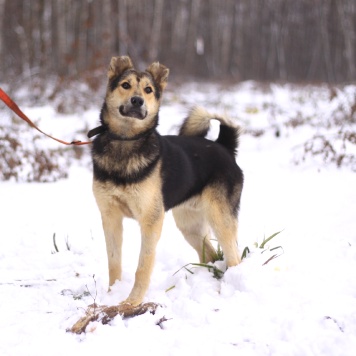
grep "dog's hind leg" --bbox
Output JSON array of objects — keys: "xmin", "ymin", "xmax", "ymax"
[
  {"xmin": 172, "ymin": 203, "xmax": 217, "ymax": 263},
  {"xmin": 203, "ymin": 188, "xmax": 241, "ymax": 267},
  {"xmin": 210, "ymin": 215, "xmax": 241, "ymax": 267}
]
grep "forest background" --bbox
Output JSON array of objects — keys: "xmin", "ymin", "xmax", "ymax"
[{"xmin": 1, "ymin": 0, "xmax": 355, "ymax": 85}]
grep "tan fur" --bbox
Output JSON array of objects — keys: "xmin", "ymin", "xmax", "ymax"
[
  {"xmin": 180, "ymin": 106, "xmax": 240, "ymax": 136},
  {"xmin": 95, "ymin": 171, "xmax": 241, "ymax": 305},
  {"xmin": 146, "ymin": 61, "xmax": 169, "ymax": 91},
  {"xmin": 103, "ymin": 56, "xmax": 169, "ymax": 140},
  {"xmin": 107, "ymin": 56, "xmax": 134, "ymax": 80},
  {"xmin": 172, "ymin": 184, "xmax": 242, "ymax": 266},
  {"xmin": 172, "ymin": 197, "xmax": 218, "ymax": 263},
  {"xmin": 93, "ymin": 162, "xmax": 164, "ymax": 305},
  {"xmin": 105, "ymin": 74, "xmax": 159, "ymax": 138},
  {"xmin": 92, "ymin": 140, "xmax": 157, "ymax": 179},
  {"xmin": 202, "ymin": 186, "xmax": 241, "ymax": 266}
]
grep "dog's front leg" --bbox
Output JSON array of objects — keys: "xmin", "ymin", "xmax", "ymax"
[
  {"xmin": 101, "ymin": 210, "xmax": 124, "ymax": 288},
  {"xmin": 124, "ymin": 210, "xmax": 164, "ymax": 306}
]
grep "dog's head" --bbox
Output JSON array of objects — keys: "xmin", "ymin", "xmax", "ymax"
[{"xmin": 102, "ymin": 56, "xmax": 169, "ymax": 139}]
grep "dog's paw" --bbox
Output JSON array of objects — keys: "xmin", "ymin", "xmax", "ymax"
[
  {"xmin": 117, "ymin": 301, "xmax": 161, "ymax": 318},
  {"xmin": 120, "ymin": 298, "xmax": 141, "ymax": 307}
]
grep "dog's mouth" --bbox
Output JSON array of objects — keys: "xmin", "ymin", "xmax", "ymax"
[{"xmin": 119, "ymin": 106, "xmax": 147, "ymax": 120}]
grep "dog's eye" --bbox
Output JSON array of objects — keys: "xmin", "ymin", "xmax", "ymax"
[
  {"xmin": 121, "ymin": 82, "xmax": 131, "ymax": 90},
  {"xmin": 144, "ymin": 87, "xmax": 153, "ymax": 94}
]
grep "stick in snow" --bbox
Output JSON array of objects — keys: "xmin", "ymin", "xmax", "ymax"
[{"xmin": 68, "ymin": 302, "xmax": 160, "ymax": 334}]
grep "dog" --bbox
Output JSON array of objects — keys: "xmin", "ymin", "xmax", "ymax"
[{"xmin": 89, "ymin": 56, "xmax": 243, "ymax": 306}]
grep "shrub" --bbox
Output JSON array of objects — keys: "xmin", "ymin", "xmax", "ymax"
[{"xmin": 0, "ymin": 117, "xmax": 70, "ymax": 182}]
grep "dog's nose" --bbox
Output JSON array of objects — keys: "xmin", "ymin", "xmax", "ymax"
[{"xmin": 131, "ymin": 96, "xmax": 144, "ymax": 107}]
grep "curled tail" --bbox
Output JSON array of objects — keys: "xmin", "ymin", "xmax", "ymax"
[{"xmin": 179, "ymin": 106, "xmax": 241, "ymax": 156}]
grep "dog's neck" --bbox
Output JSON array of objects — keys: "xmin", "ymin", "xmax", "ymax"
[
  {"xmin": 87, "ymin": 124, "xmax": 157, "ymax": 141},
  {"xmin": 108, "ymin": 125, "xmax": 158, "ymax": 141},
  {"xmin": 88, "ymin": 102, "xmax": 159, "ymax": 141}
]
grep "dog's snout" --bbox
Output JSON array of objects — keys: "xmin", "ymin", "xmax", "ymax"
[{"xmin": 131, "ymin": 96, "xmax": 144, "ymax": 107}]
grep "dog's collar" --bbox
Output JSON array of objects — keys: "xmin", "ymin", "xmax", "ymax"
[
  {"xmin": 87, "ymin": 125, "xmax": 107, "ymax": 138},
  {"xmin": 87, "ymin": 125, "xmax": 156, "ymax": 141}
]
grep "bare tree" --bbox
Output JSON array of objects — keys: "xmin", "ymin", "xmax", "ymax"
[
  {"xmin": 149, "ymin": 0, "xmax": 164, "ymax": 61},
  {"xmin": 337, "ymin": 1, "xmax": 356, "ymax": 79},
  {"xmin": 0, "ymin": 0, "xmax": 6, "ymax": 71},
  {"xmin": 0, "ymin": 0, "xmax": 355, "ymax": 84},
  {"xmin": 118, "ymin": 0, "xmax": 129, "ymax": 55}
]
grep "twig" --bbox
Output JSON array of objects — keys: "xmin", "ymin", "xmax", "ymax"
[
  {"xmin": 156, "ymin": 316, "xmax": 171, "ymax": 329},
  {"xmin": 68, "ymin": 302, "xmax": 161, "ymax": 334}
]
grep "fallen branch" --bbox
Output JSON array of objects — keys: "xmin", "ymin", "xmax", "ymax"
[{"xmin": 68, "ymin": 302, "xmax": 160, "ymax": 334}]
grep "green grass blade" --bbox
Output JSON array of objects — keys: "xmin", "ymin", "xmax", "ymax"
[
  {"xmin": 165, "ymin": 285, "xmax": 176, "ymax": 293},
  {"xmin": 241, "ymin": 246, "xmax": 250, "ymax": 259},
  {"xmin": 190, "ymin": 263, "xmax": 225, "ymax": 279},
  {"xmin": 173, "ymin": 263, "xmax": 195, "ymax": 276},
  {"xmin": 259, "ymin": 230, "xmax": 283, "ymax": 249},
  {"xmin": 184, "ymin": 266, "xmax": 194, "ymax": 274}
]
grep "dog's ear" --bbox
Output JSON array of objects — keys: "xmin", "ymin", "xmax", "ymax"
[
  {"xmin": 108, "ymin": 56, "xmax": 133, "ymax": 79},
  {"xmin": 146, "ymin": 62, "xmax": 169, "ymax": 91}
]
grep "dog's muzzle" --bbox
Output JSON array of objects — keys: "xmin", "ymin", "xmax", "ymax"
[{"xmin": 119, "ymin": 96, "xmax": 147, "ymax": 120}]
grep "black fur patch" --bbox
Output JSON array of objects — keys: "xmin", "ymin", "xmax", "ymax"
[
  {"xmin": 152, "ymin": 81, "xmax": 161, "ymax": 100},
  {"xmin": 87, "ymin": 125, "xmax": 107, "ymax": 138},
  {"xmin": 216, "ymin": 124, "xmax": 240, "ymax": 156},
  {"xmin": 109, "ymin": 75, "xmax": 123, "ymax": 92},
  {"xmin": 145, "ymin": 71, "xmax": 161, "ymax": 100},
  {"xmin": 92, "ymin": 131, "xmax": 161, "ymax": 185},
  {"xmin": 99, "ymin": 102, "xmax": 108, "ymax": 125},
  {"xmin": 159, "ymin": 135, "xmax": 243, "ymax": 211},
  {"xmin": 93, "ymin": 155, "xmax": 160, "ymax": 185}
]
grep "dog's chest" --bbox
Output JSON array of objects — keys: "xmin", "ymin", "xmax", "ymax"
[
  {"xmin": 93, "ymin": 180, "xmax": 139, "ymax": 218},
  {"xmin": 93, "ymin": 163, "xmax": 163, "ymax": 220},
  {"xmin": 113, "ymin": 193, "xmax": 135, "ymax": 218}
]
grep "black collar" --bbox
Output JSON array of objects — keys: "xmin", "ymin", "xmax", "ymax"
[{"xmin": 87, "ymin": 125, "xmax": 106, "ymax": 138}]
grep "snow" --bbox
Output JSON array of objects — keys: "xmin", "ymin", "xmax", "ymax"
[{"xmin": 1, "ymin": 82, "xmax": 356, "ymax": 355}]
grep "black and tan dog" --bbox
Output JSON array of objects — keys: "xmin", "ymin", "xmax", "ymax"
[{"xmin": 89, "ymin": 56, "xmax": 243, "ymax": 306}]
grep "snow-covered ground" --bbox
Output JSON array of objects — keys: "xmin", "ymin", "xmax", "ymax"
[{"xmin": 1, "ymin": 82, "xmax": 356, "ymax": 355}]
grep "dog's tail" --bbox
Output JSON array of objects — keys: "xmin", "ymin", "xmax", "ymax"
[{"xmin": 179, "ymin": 106, "xmax": 241, "ymax": 156}]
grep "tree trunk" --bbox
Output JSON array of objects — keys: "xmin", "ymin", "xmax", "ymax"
[
  {"xmin": 148, "ymin": 0, "xmax": 164, "ymax": 61},
  {"xmin": 118, "ymin": 0, "xmax": 128, "ymax": 55}
]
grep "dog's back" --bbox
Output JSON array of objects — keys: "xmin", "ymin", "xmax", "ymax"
[
  {"xmin": 159, "ymin": 106, "xmax": 242, "ymax": 211},
  {"xmin": 160, "ymin": 134, "xmax": 242, "ymax": 211}
]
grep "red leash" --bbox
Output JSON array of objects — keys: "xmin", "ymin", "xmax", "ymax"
[{"xmin": 0, "ymin": 87, "xmax": 92, "ymax": 146}]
